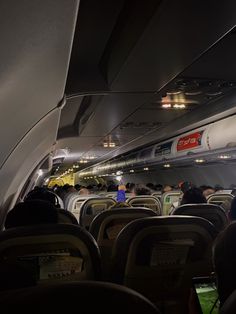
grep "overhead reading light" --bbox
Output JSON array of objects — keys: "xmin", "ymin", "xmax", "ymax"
[
  {"xmin": 218, "ymin": 155, "xmax": 231, "ymax": 159},
  {"xmin": 162, "ymin": 103, "xmax": 171, "ymax": 109},
  {"xmin": 116, "ymin": 176, "xmax": 122, "ymax": 182},
  {"xmin": 173, "ymin": 104, "xmax": 186, "ymax": 109},
  {"xmin": 195, "ymin": 159, "xmax": 205, "ymax": 163},
  {"xmin": 103, "ymin": 141, "xmax": 116, "ymax": 148},
  {"xmin": 79, "ymin": 160, "xmax": 88, "ymax": 164},
  {"xmin": 116, "ymin": 170, "xmax": 123, "ymax": 175},
  {"xmin": 144, "ymin": 167, "xmax": 149, "ymax": 171},
  {"xmin": 37, "ymin": 169, "xmax": 43, "ymax": 176},
  {"xmin": 163, "ymin": 164, "xmax": 171, "ymax": 168}
]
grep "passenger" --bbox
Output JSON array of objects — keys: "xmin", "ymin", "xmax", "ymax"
[
  {"xmin": 116, "ymin": 185, "xmax": 126, "ymax": 202},
  {"xmin": 134, "ymin": 184, "xmax": 152, "ymax": 196},
  {"xmin": 146, "ymin": 183, "xmax": 155, "ymax": 191},
  {"xmin": 162, "ymin": 185, "xmax": 172, "ymax": 193},
  {"xmin": 5, "ymin": 200, "xmax": 58, "ymax": 229},
  {"xmin": 179, "ymin": 181, "xmax": 193, "ymax": 193},
  {"xmin": 107, "ymin": 184, "xmax": 118, "ymax": 192},
  {"xmin": 155, "ymin": 184, "xmax": 163, "ymax": 191},
  {"xmin": 78, "ymin": 188, "xmax": 90, "ymax": 195},
  {"xmin": 213, "ymin": 222, "xmax": 236, "ymax": 306},
  {"xmin": 180, "ymin": 187, "xmax": 207, "ymax": 205},
  {"xmin": 108, "ymin": 185, "xmax": 130, "ymax": 208},
  {"xmin": 74, "ymin": 184, "xmax": 81, "ymax": 191},
  {"xmin": 214, "ymin": 184, "xmax": 224, "ymax": 192},
  {"xmin": 202, "ymin": 186, "xmax": 215, "ymax": 198}
]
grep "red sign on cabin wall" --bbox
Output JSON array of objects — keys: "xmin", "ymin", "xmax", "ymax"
[{"xmin": 177, "ymin": 131, "xmax": 204, "ymax": 152}]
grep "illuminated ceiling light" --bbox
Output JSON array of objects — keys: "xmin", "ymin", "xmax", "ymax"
[
  {"xmin": 195, "ymin": 159, "xmax": 205, "ymax": 163},
  {"xmin": 109, "ymin": 142, "xmax": 116, "ymax": 148},
  {"xmin": 218, "ymin": 155, "xmax": 231, "ymax": 159},
  {"xmin": 144, "ymin": 167, "xmax": 149, "ymax": 171},
  {"xmin": 116, "ymin": 175, "xmax": 122, "ymax": 181},
  {"xmin": 166, "ymin": 91, "xmax": 181, "ymax": 95},
  {"xmin": 173, "ymin": 104, "xmax": 186, "ymax": 109},
  {"xmin": 103, "ymin": 142, "xmax": 108, "ymax": 148},
  {"xmin": 116, "ymin": 171, "xmax": 123, "ymax": 175},
  {"xmin": 130, "ymin": 169, "xmax": 134, "ymax": 173},
  {"xmin": 79, "ymin": 159, "xmax": 88, "ymax": 164},
  {"xmin": 163, "ymin": 164, "xmax": 171, "ymax": 168},
  {"xmin": 162, "ymin": 103, "xmax": 172, "ymax": 109},
  {"xmin": 37, "ymin": 169, "xmax": 43, "ymax": 176}
]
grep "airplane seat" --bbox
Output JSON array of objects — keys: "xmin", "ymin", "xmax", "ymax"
[
  {"xmin": 220, "ymin": 290, "xmax": 236, "ymax": 314},
  {"xmin": 0, "ymin": 224, "xmax": 101, "ymax": 291},
  {"xmin": 127, "ymin": 196, "xmax": 162, "ymax": 215},
  {"xmin": 152, "ymin": 192, "xmax": 162, "ymax": 202},
  {"xmin": 4, "ymin": 201, "xmax": 78, "ymax": 229},
  {"xmin": 172, "ymin": 203, "xmax": 228, "ymax": 232},
  {"xmin": 4, "ymin": 200, "xmax": 58, "ymax": 229},
  {"xmin": 207, "ymin": 193, "xmax": 234, "ymax": 214},
  {"xmin": 67, "ymin": 194, "xmax": 99, "ymax": 212},
  {"xmin": 57, "ymin": 208, "xmax": 78, "ymax": 225},
  {"xmin": 161, "ymin": 191, "xmax": 183, "ymax": 215},
  {"xmin": 0, "ymin": 281, "xmax": 161, "ymax": 314},
  {"xmin": 79, "ymin": 198, "xmax": 116, "ymax": 229},
  {"xmin": 89, "ymin": 208, "xmax": 157, "ymax": 279},
  {"xmin": 111, "ymin": 216, "xmax": 217, "ymax": 314}
]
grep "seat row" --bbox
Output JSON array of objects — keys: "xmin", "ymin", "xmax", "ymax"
[{"xmin": 0, "ymin": 214, "xmax": 219, "ymax": 313}]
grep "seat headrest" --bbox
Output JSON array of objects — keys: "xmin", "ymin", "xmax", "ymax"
[
  {"xmin": 5, "ymin": 200, "xmax": 58, "ymax": 229},
  {"xmin": 0, "ymin": 281, "xmax": 160, "ymax": 314}
]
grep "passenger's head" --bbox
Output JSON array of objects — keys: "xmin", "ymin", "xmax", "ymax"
[
  {"xmin": 214, "ymin": 184, "xmax": 224, "ymax": 192},
  {"xmin": 24, "ymin": 187, "xmax": 60, "ymax": 208},
  {"xmin": 179, "ymin": 181, "xmax": 193, "ymax": 193},
  {"xmin": 202, "ymin": 186, "xmax": 215, "ymax": 198},
  {"xmin": 180, "ymin": 187, "xmax": 207, "ymax": 205},
  {"xmin": 213, "ymin": 222, "xmax": 236, "ymax": 305},
  {"xmin": 78, "ymin": 188, "xmax": 90, "ymax": 196},
  {"xmin": 5, "ymin": 200, "xmax": 58, "ymax": 229},
  {"xmin": 162, "ymin": 185, "xmax": 172, "ymax": 193},
  {"xmin": 74, "ymin": 184, "xmax": 81, "ymax": 191},
  {"xmin": 134, "ymin": 184, "xmax": 151, "ymax": 196},
  {"xmin": 146, "ymin": 183, "xmax": 155, "ymax": 190}
]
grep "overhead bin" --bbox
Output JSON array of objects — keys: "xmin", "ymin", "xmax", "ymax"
[
  {"xmin": 80, "ymin": 115, "xmax": 236, "ymax": 177},
  {"xmin": 172, "ymin": 126, "xmax": 209, "ymax": 157},
  {"xmin": 207, "ymin": 115, "xmax": 236, "ymax": 150}
]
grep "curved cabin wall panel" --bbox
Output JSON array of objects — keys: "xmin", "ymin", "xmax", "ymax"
[
  {"xmin": 0, "ymin": 0, "xmax": 79, "ymax": 168},
  {"xmin": 0, "ymin": 109, "xmax": 61, "ymax": 227}
]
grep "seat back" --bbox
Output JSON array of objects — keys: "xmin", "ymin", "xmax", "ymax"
[
  {"xmin": 161, "ymin": 191, "xmax": 182, "ymax": 215},
  {"xmin": 220, "ymin": 290, "xmax": 236, "ymax": 314},
  {"xmin": 0, "ymin": 224, "xmax": 101, "ymax": 289},
  {"xmin": 127, "ymin": 196, "xmax": 161, "ymax": 215},
  {"xmin": 89, "ymin": 208, "xmax": 158, "ymax": 279},
  {"xmin": 79, "ymin": 197, "xmax": 116, "ymax": 229},
  {"xmin": 90, "ymin": 207, "xmax": 157, "ymax": 242},
  {"xmin": 172, "ymin": 203, "xmax": 228, "ymax": 232},
  {"xmin": 112, "ymin": 216, "xmax": 217, "ymax": 313},
  {"xmin": 152, "ymin": 192, "xmax": 162, "ymax": 202},
  {"xmin": 207, "ymin": 193, "xmax": 234, "ymax": 213},
  {"xmin": 67, "ymin": 194, "xmax": 99, "ymax": 222},
  {"xmin": 57, "ymin": 208, "xmax": 78, "ymax": 225},
  {"xmin": 0, "ymin": 281, "xmax": 160, "ymax": 314}
]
